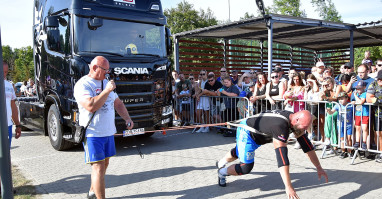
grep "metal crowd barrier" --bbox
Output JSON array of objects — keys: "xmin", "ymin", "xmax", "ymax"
[
  {"xmin": 171, "ymin": 95, "xmax": 382, "ymax": 164},
  {"xmin": 172, "ymin": 95, "xmax": 252, "ymax": 131}
]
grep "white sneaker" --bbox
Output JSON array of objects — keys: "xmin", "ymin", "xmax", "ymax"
[
  {"xmin": 202, "ymin": 127, "xmax": 210, "ymax": 133},
  {"xmin": 324, "ymin": 138, "xmax": 331, "ymax": 146},
  {"xmin": 294, "ymin": 142, "xmax": 301, "ymax": 149},
  {"xmin": 196, "ymin": 127, "xmax": 205, "ymax": 133}
]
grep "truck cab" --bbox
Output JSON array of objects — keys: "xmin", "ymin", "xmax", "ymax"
[{"xmin": 19, "ymin": 0, "xmax": 173, "ymax": 150}]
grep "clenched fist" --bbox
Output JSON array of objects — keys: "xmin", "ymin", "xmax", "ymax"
[{"xmin": 106, "ymin": 80, "xmax": 116, "ymax": 92}]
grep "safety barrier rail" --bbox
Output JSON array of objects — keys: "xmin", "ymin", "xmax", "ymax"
[{"xmin": 172, "ymin": 95, "xmax": 382, "ymax": 164}]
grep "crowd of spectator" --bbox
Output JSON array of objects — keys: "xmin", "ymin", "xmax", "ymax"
[{"xmin": 171, "ymin": 53, "xmax": 382, "ymax": 163}]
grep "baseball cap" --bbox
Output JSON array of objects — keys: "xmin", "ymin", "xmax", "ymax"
[
  {"xmin": 316, "ymin": 61, "xmax": 325, "ymax": 67},
  {"xmin": 355, "ymin": 80, "xmax": 367, "ymax": 89},
  {"xmin": 344, "ymin": 62, "xmax": 353, "ymax": 68},
  {"xmin": 239, "ymin": 91, "xmax": 247, "ymax": 97},
  {"xmin": 377, "ymin": 70, "xmax": 382, "ymax": 80}
]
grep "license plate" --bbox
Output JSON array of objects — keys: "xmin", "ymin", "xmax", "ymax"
[{"xmin": 123, "ymin": 128, "xmax": 145, "ymax": 137}]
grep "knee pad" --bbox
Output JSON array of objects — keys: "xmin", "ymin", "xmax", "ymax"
[
  {"xmin": 234, "ymin": 162, "xmax": 254, "ymax": 175},
  {"xmin": 275, "ymin": 147, "xmax": 290, "ymax": 168},
  {"xmin": 297, "ymin": 134, "xmax": 314, "ymax": 153},
  {"xmin": 231, "ymin": 147, "xmax": 238, "ymax": 158}
]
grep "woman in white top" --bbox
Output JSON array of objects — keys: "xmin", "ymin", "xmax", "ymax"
[{"xmin": 304, "ymin": 74, "xmax": 320, "ymax": 141}]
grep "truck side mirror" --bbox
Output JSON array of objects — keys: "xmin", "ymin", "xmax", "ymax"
[
  {"xmin": 45, "ymin": 16, "xmax": 59, "ymax": 28},
  {"xmin": 88, "ymin": 17, "xmax": 103, "ymax": 30},
  {"xmin": 165, "ymin": 27, "xmax": 172, "ymax": 56},
  {"xmin": 47, "ymin": 29, "xmax": 60, "ymax": 51},
  {"xmin": 44, "ymin": 16, "xmax": 60, "ymax": 51}
]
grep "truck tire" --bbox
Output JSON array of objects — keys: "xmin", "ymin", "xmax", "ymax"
[{"xmin": 47, "ymin": 105, "xmax": 73, "ymax": 150}]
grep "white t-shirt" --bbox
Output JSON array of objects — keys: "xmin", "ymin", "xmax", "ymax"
[
  {"xmin": 74, "ymin": 76, "xmax": 118, "ymax": 137},
  {"xmin": 20, "ymin": 84, "xmax": 27, "ymax": 93},
  {"xmin": 180, "ymin": 90, "xmax": 191, "ymax": 104},
  {"xmin": 4, "ymin": 80, "xmax": 16, "ymax": 126}
]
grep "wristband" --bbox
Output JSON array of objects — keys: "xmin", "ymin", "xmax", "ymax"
[{"xmin": 15, "ymin": 124, "xmax": 22, "ymax": 128}]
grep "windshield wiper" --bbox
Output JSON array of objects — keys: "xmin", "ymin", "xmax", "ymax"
[
  {"xmin": 130, "ymin": 53, "xmax": 160, "ymax": 58},
  {"xmin": 80, "ymin": 51, "xmax": 124, "ymax": 57}
]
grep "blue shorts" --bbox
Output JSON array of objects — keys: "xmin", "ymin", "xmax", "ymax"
[
  {"xmin": 83, "ymin": 135, "xmax": 116, "ymax": 164},
  {"xmin": 337, "ymin": 121, "xmax": 352, "ymax": 138},
  {"xmin": 235, "ymin": 119, "xmax": 261, "ymax": 164},
  {"xmin": 8, "ymin": 125, "xmax": 12, "ymax": 147}
]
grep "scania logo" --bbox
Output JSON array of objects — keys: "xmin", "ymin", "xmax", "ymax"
[{"xmin": 114, "ymin": 67, "xmax": 149, "ymax": 75}]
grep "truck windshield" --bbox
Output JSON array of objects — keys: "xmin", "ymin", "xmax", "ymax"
[{"xmin": 74, "ymin": 16, "xmax": 166, "ymax": 57}]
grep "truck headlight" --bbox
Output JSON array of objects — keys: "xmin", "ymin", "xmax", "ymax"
[{"xmin": 162, "ymin": 105, "xmax": 172, "ymax": 116}]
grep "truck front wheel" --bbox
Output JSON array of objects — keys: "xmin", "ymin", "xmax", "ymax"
[{"xmin": 47, "ymin": 105, "xmax": 73, "ymax": 150}]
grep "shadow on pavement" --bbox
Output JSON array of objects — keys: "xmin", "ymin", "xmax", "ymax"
[
  {"xmin": 114, "ymin": 129, "xmax": 235, "ymax": 157},
  {"xmin": 35, "ymin": 166, "xmax": 382, "ymax": 199}
]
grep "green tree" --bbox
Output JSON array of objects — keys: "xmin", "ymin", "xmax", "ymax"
[
  {"xmin": 2, "ymin": 45, "xmax": 16, "ymax": 79},
  {"xmin": 164, "ymin": 0, "xmax": 219, "ymax": 71},
  {"xmin": 271, "ymin": 0, "xmax": 306, "ymax": 17},
  {"xmin": 311, "ymin": 0, "xmax": 342, "ymax": 22},
  {"xmin": 13, "ymin": 46, "xmax": 34, "ymax": 82},
  {"xmin": 164, "ymin": 0, "xmax": 218, "ymax": 35}
]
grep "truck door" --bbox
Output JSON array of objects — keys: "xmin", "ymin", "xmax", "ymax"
[{"xmin": 44, "ymin": 14, "xmax": 73, "ymax": 111}]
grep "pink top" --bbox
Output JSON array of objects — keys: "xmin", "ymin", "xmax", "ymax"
[{"xmin": 284, "ymin": 86, "xmax": 305, "ymax": 112}]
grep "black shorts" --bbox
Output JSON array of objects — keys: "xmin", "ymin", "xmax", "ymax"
[
  {"xmin": 307, "ymin": 104, "xmax": 318, "ymax": 118},
  {"xmin": 181, "ymin": 104, "xmax": 191, "ymax": 112},
  {"xmin": 319, "ymin": 103, "xmax": 326, "ymax": 115},
  {"xmin": 375, "ymin": 116, "xmax": 382, "ymax": 131}
]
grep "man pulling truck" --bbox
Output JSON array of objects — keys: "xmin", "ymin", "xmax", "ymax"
[{"xmin": 216, "ymin": 110, "xmax": 329, "ymax": 198}]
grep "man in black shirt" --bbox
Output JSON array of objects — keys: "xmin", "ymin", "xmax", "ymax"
[
  {"xmin": 216, "ymin": 110, "xmax": 328, "ymax": 198},
  {"xmin": 201, "ymin": 74, "xmax": 223, "ymax": 123}
]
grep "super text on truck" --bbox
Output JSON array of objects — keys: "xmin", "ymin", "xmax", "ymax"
[{"xmin": 17, "ymin": 0, "xmax": 173, "ymax": 150}]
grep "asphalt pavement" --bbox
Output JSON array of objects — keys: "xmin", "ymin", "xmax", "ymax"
[{"xmin": 9, "ymin": 128, "xmax": 382, "ymax": 199}]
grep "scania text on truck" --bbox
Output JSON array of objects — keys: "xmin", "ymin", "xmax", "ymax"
[{"xmin": 17, "ymin": 0, "xmax": 173, "ymax": 150}]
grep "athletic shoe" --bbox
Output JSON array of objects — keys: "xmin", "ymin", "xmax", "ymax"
[
  {"xmin": 326, "ymin": 149, "xmax": 334, "ymax": 155},
  {"xmin": 202, "ymin": 127, "xmax": 210, "ymax": 133},
  {"xmin": 353, "ymin": 142, "xmax": 360, "ymax": 149},
  {"xmin": 87, "ymin": 191, "xmax": 96, "ymax": 199},
  {"xmin": 340, "ymin": 152, "xmax": 348, "ymax": 159},
  {"xmin": 361, "ymin": 142, "xmax": 367, "ymax": 150},
  {"xmin": 294, "ymin": 142, "xmax": 301, "ymax": 149},
  {"xmin": 196, "ymin": 127, "xmax": 205, "ymax": 133},
  {"xmin": 216, "ymin": 160, "xmax": 226, "ymax": 169},
  {"xmin": 218, "ymin": 168, "xmax": 227, "ymax": 187},
  {"xmin": 376, "ymin": 154, "xmax": 382, "ymax": 163},
  {"xmin": 324, "ymin": 138, "xmax": 331, "ymax": 146}
]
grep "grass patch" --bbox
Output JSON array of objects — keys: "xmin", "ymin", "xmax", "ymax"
[{"xmin": 1, "ymin": 165, "xmax": 38, "ymax": 199}]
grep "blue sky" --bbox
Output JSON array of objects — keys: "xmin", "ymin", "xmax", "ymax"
[{"xmin": 1, "ymin": 0, "xmax": 381, "ymax": 48}]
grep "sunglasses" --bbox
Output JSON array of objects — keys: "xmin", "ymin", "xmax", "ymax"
[
  {"xmin": 189, "ymin": 78, "xmax": 194, "ymax": 80},
  {"xmin": 344, "ymin": 66, "xmax": 352, "ymax": 69},
  {"xmin": 208, "ymin": 79, "xmax": 214, "ymax": 82},
  {"xmin": 200, "ymin": 73, "xmax": 206, "ymax": 76},
  {"xmin": 220, "ymin": 70, "xmax": 226, "ymax": 72},
  {"xmin": 97, "ymin": 65, "xmax": 110, "ymax": 73},
  {"xmin": 271, "ymin": 76, "xmax": 278, "ymax": 79},
  {"xmin": 323, "ymin": 84, "xmax": 331, "ymax": 88},
  {"xmin": 249, "ymin": 72, "xmax": 255, "ymax": 74}
]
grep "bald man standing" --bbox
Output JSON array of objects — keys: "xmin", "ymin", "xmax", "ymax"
[
  {"xmin": 74, "ymin": 56, "xmax": 134, "ymax": 199},
  {"xmin": 216, "ymin": 110, "xmax": 328, "ymax": 198}
]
